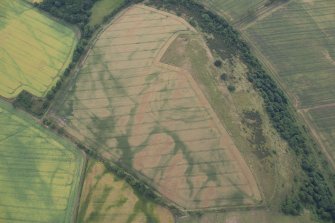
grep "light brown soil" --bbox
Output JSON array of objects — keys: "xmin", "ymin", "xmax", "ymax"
[{"xmin": 59, "ymin": 4, "xmax": 261, "ymax": 210}]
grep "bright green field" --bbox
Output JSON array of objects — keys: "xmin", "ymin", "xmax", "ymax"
[
  {"xmin": 0, "ymin": 101, "xmax": 84, "ymax": 222},
  {"xmin": 196, "ymin": 0, "xmax": 267, "ymax": 23},
  {"xmin": 89, "ymin": 0, "xmax": 124, "ymax": 27},
  {"xmin": 0, "ymin": 0, "xmax": 77, "ymax": 98}
]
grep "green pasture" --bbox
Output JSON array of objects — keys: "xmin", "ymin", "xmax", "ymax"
[
  {"xmin": 197, "ymin": 0, "xmax": 267, "ymax": 23},
  {"xmin": 309, "ymin": 107, "xmax": 335, "ymax": 161},
  {"xmin": 89, "ymin": 0, "xmax": 125, "ymax": 27}
]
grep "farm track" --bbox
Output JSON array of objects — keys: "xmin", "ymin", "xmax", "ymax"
[{"xmin": 53, "ymin": 4, "xmax": 262, "ymax": 210}]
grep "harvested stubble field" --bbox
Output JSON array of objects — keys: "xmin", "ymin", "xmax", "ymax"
[
  {"xmin": 55, "ymin": 5, "xmax": 261, "ymax": 209},
  {"xmin": 243, "ymin": 0, "xmax": 335, "ymax": 163},
  {"xmin": 78, "ymin": 160, "xmax": 174, "ymax": 223},
  {"xmin": 196, "ymin": 0, "xmax": 267, "ymax": 24},
  {"xmin": 0, "ymin": 101, "xmax": 84, "ymax": 222},
  {"xmin": 0, "ymin": 0, "xmax": 76, "ymax": 98}
]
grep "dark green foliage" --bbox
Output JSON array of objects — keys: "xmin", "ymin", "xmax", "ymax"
[
  {"xmin": 282, "ymin": 196, "xmax": 303, "ymax": 215},
  {"xmin": 13, "ymin": 91, "xmax": 46, "ymax": 117},
  {"xmin": 37, "ymin": 0, "xmax": 99, "ymax": 30},
  {"xmin": 214, "ymin": 59, "xmax": 222, "ymax": 67},
  {"xmin": 227, "ymin": 84, "xmax": 236, "ymax": 92},
  {"xmin": 147, "ymin": 0, "xmax": 335, "ymax": 221},
  {"xmin": 220, "ymin": 73, "xmax": 227, "ymax": 81}
]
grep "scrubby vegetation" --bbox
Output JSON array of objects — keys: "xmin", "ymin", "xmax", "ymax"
[{"xmin": 148, "ymin": 0, "xmax": 335, "ymax": 221}]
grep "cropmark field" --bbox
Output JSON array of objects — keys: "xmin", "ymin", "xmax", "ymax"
[
  {"xmin": 243, "ymin": 0, "xmax": 335, "ymax": 165},
  {"xmin": 54, "ymin": 5, "xmax": 261, "ymax": 210},
  {"xmin": 0, "ymin": 0, "xmax": 77, "ymax": 98},
  {"xmin": 0, "ymin": 101, "xmax": 84, "ymax": 223},
  {"xmin": 78, "ymin": 160, "xmax": 174, "ymax": 223}
]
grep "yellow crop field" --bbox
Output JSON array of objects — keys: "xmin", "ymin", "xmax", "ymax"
[
  {"xmin": 0, "ymin": 0, "xmax": 77, "ymax": 98},
  {"xmin": 78, "ymin": 160, "xmax": 174, "ymax": 223},
  {"xmin": 0, "ymin": 101, "xmax": 85, "ymax": 222}
]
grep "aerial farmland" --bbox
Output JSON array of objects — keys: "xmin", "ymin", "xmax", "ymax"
[
  {"xmin": 0, "ymin": 0, "xmax": 77, "ymax": 98},
  {"xmin": 54, "ymin": 5, "xmax": 261, "ymax": 209},
  {"xmin": 0, "ymin": 0, "xmax": 334, "ymax": 222}
]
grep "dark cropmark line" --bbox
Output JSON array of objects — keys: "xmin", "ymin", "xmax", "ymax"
[
  {"xmin": 0, "ymin": 170, "xmax": 71, "ymax": 179},
  {"xmin": 107, "ymin": 24, "xmax": 187, "ymax": 32},
  {"xmin": 80, "ymin": 65, "xmax": 152, "ymax": 73},
  {"xmin": 69, "ymin": 85, "xmax": 185, "ymax": 99},
  {"xmin": 139, "ymin": 160, "xmax": 235, "ymax": 171},
  {"xmin": 75, "ymin": 70, "xmax": 173, "ymax": 84},
  {"xmin": 73, "ymin": 107, "xmax": 208, "ymax": 122},
  {"xmin": 83, "ymin": 124, "xmax": 218, "ymax": 140},
  {"xmin": 72, "ymin": 94, "xmax": 195, "ymax": 110},
  {"xmin": 0, "ymin": 180, "xmax": 70, "ymax": 188},
  {"xmin": 77, "ymin": 70, "xmax": 174, "ymax": 83},
  {"xmin": 89, "ymin": 48, "xmax": 158, "ymax": 57},
  {"xmin": 157, "ymin": 170, "xmax": 240, "ymax": 180},
  {"xmin": 94, "ymin": 136, "xmax": 220, "ymax": 151},
  {"xmin": 0, "ymin": 154, "xmax": 73, "ymax": 161},
  {"xmin": 84, "ymin": 56, "xmax": 155, "ymax": 65},
  {"xmin": 72, "ymin": 83, "xmax": 190, "ymax": 98},
  {"xmin": 114, "ymin": 17, "xmax": 170, "ymax": 25},
  {"xmin": 99, "ymin": 31, "xmax": 176, "ymax": 39},
  {"xmin": 72, "ymin": 110, "xmax": 208, "ymax": 124},
  {"xmin": 0, "ymin": 167, "xmax": 70, "ymax": 174},
  {"xmin": 80, "ymin": 65, "xmax": 151, "ymax": 74},
  {"xmin": 96, "ymin": 39, "xmax": 164, "ymax": 47},
  {"xmin": 134, "ymin": 147, "xmax": 226, "ymax": 160},
  {"xmin": 0, "ymin": 203, "xmax": 66, "ymax": 211},
  {"xmin": 74, "ymin": 115, "xmax": 212, "ymax": 129},
  {"xmin": 75, "ymin": 107, "xmax": 207, "ymax": 120},
  {"xmin": 176, "ymin": 183, "xmax": 247, "ymax": 190},
  {"xmin": 71, "ymin": 86, "xmax": 192, "ymax": 99}
]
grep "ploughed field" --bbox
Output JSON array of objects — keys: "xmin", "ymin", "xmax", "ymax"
[
  {"xmin": 0, "ymin": 0, "xmax": 76, "ymax": 98},
  {"xmin": 56, "ymin": 5, "xmax": 261, "ymax": 209},
  {"xmin": 0, "ymin": 101, "xmax": 84, "ymax": 222},
  {"xmin": 243, "ymin": 0, "xmax": 335, "ymax": 163}
]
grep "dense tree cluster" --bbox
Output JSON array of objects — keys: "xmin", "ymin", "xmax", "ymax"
[
  {"xmin": 148, "ymin": 0, "xmax": 335, "ymax": 221},
  {"xmin": 37, "ymin": 0, "xmax": 98, "ymax": 29}
]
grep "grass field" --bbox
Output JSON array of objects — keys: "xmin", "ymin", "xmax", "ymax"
[
  {"xmin": 308, "ymin": 105, "xmax": 335, "ymax": 161},
  {"xmin": 244, "ymin": 0, "xmax": 335, "ymax": 163},
  {"xmin": 0, "ymin": 0, "xmax": 77, "ymax": 98},
  {"xmin": 78, "ymin": 159, "xmax": 174, "ymax": 223},
  {"xmin": 0, "ymin": 101, "xmax": 84, "ymax": 222},
  {"xmin": 89, "ymin": 0, "xmax": 125, "ymax": 27},
  {"xmin": 196, "ymin": 0, "xmax": 267, "ymax": 24},
  {"xmin": 53, "ymin": 5, "xmax": 261, "ymax": 209}
]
